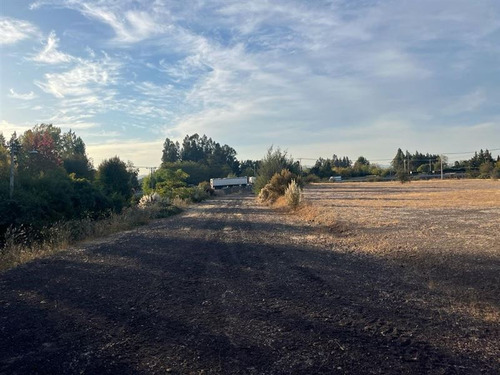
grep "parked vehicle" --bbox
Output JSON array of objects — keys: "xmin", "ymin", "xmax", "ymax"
[
  {"xmin": 329, "ymin": 176, "xmax": 342, "ymax": 182},
  {"xmin": 210, "ymin": 176, "xmax": 248, "ymax": 189}
]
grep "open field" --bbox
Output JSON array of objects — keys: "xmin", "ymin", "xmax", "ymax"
[
  {"xmin": 298, "ymin": 180, "xmax": 500, "ymax": 323},
  {"xmin": 1, "ymin": 185, "xmax": 499, "ymax": 374}
]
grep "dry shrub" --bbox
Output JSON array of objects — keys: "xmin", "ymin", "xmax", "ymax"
[
  {"xmin": 258, "ymin": 169, "xmax": 302, "ymax": 204},
  {"xmin": 284, "ymin": 179, "xmax": 301, "ymax": 209}
]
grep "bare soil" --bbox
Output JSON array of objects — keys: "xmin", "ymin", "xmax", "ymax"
[{"xmin": 1, "ymin": 186, "xmax": 499, "ymax": 374}]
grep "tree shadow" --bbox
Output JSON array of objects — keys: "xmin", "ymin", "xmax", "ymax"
[{"xmin": 1, "ymin": 199, "xmax": 498, "ymax": 374}]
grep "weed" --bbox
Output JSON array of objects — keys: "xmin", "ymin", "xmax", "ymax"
[{"xmin": 284, "ymin": 179, "xmax": 302, "ymax": 209}]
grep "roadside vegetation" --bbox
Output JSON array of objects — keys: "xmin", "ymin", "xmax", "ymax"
[
  {"xmin": 1, "ymin": 124, "xmax": 498, "ymax": 269},
  {"xmin": 0, "ymin": 127, "xmax": 252, "ymax": 270}
]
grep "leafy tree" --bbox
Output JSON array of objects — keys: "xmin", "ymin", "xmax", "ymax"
[
  {"xmin": 96, "ymin": 156, "xmax": 137, "ymax": 211},
  {"xmin": 354, "ymin": 156, "xmax": 370, "ymax": 166},
  {"xmin": 392, "ymin": 148, "xmax": 405, "ymax": 171},
  {"xmin": 310, "ymin": 158, "xmax": 334, "ymax": 178},
  {"xmin": 239, "ymin": 160, "xmax": 259, "ymax": 177},
  {"xmin": 61, "ymin": 130, "xmax": 93, "ymax": 179},
  {"xmin": 181, "ymin": 134, "xmax": 205, "ymax": 162},
  {"xmin": 254, "ymin": 146, "xmax": 300, "ymax": 193},
  {"xmin": 161, "ymin": 138, "xmax": 180, "ymax": 164},
  {"xmin": 332, "ymin": 154, "xmax": 352, "ymax": 168},
  {"xmin": 18, "ymin": 126, "xmax": 62, "ymax": 174},
  {"xmin": 162, "ymin": 161, "xmax": 211, "ymax": 185}
]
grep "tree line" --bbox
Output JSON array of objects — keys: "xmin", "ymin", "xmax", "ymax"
[
  {"xmin": 306, "ymin": 148, "xmax": 500, "ymax": 180},
  {"xmin": 0, "ymin": 125, "xmax": 139, "ymax": 245}
]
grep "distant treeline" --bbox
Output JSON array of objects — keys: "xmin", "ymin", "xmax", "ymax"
[{"xmin": 307, "ymin": 148, "xmax": 500, "ymax": 179}]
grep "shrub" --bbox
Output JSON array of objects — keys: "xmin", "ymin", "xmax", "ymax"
[
  {"xmin": 396, "ymin": 169, "xmax": 411, "ymax": 184},
  {"xmin": 491, "ymin": 167, "xmax": 500, "ymax": 180},
  {"xmin": 284, "ymin": 179, "xmax": 302, "ymax": 208},
  {"xmin": 303, "ymin": 174, "xmax": 320, "ymax": 184},
  {"xmin": 254, "ymin": 146, "xmax": 300, "ymax": 193},
  {"xmin": 258, "ymin": 169, "xmax": 302, "ymax": 203}
]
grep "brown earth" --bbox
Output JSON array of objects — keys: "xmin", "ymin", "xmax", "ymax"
[{"xmin": 1, "ymin": 186, "xmax": 499, "ymax": 374}]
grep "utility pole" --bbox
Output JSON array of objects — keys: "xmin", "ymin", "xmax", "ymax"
[
  {"xmin": 429, "ymin": 158, "xmax": 432, "ymax": 174},
  {"xmin": 403, "ymin": 159, "xmax": 406, "ymax": 173}
]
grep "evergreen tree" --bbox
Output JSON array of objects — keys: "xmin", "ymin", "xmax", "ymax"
[{"xmin": 161, "ymin": 138, "xmax": 180, "ymax": 164}]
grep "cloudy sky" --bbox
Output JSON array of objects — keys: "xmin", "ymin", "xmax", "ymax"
[{"xmin": 1, "ymin": 0, "xmax": 499, "ymax": 168}]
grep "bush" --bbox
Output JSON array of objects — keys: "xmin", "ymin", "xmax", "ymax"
[
  {"xmin": 396, "ymin": 169, "xmax": 411, "ymax": 184},
  {"xmin": 284, "ymin": 179, "xmax": 302, "ymax": 208},
  {"xmin": 258, "ymin": 169, "xmax": 302, "ymax": 203},
  {"xmin": 254, "ymin": 147, "xmax": 300, "ymax": 193},
  {"xmin": 303, "ymin": 174, "xmax": 320, "ymax": 184},
  {"xmin": 491, "ymin": 167, "xmax": 500, "ymax": 180}
]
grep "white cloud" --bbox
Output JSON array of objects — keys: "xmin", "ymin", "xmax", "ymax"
[
  {"xmin": 86, "ymin": 140, "xmax": 164, "ymax": 168},
  {"xmin": 35, "ymin": 1, "xmax": 169, "ymax": 44},
  {"xmin": 10, "ymin": 0, "xmax": 500, "ymax": 165},
  {"xmin": 9, "ymin": 89, "xmax": 37, "ymax": 100},
  {"xmin": 0, "ymin": 17, "xmax": 37, "ymax": 45},
  {"xmin": 0, "ymin": 120, "xmax": 33, "ymax": 136},
  {"xmin": 32, "ymin": 31, "xmax": 73, "ymax": 64},
  {"xmin": 34, "ymin": 57, "xmax": 119, "ymax": 98}
]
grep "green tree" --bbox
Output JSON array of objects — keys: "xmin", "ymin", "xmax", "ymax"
[
  {"xmin": 96, "ymin": 156, "xmax": 137, "ymax": 211},
  {"xmin": 18, "ymin": 125, "xmax": 62, "ymax": 175},
  {"xmin": 61, "ymin": 130, "xmax": 93, "ymax": 179},
  {"xmin": 254, "ymin": 146, "xmax": 300, "ymax": 193},
  {"xmin": 181, "ymin": 134, "xmax": 205, "ymax": 162},
  {"xmin": 392, "ymin": 148, "xmax": 405, "ymax": 171},
  {"xmin": 161, "ymin": 138, "xmax": 180, "ymax": 164}
]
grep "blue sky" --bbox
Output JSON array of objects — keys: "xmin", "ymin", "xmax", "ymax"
[{"xmin": 1, "ymin": 0, "xmax": 499, "ymax": 168}]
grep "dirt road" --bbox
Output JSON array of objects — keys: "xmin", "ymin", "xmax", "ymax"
[{"xmin": 1, "ymin": 193, "xmax": 498, "ymax": 374}]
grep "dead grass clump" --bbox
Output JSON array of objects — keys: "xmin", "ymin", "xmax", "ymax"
[{"xmin": 284, "ymin": 179, "xmax": 302, "ymax": 209}]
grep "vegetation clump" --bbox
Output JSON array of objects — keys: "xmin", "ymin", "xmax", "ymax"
[
  {"xmin": 254, "ymin": 146, "xmax": 300, "ymax": 193},
  {"xmin": 259, "ymin": 169, "xmax": 302, "ymax": 204},
  {"xmin": 284, "ymin": 179, "xmax": 302, "ymax": 209}
]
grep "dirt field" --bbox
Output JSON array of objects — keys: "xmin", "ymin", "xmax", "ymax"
[
  {"xmin": 1, "ymin": 183, "xmax": 499, "ymax": 374},
  {"xmin": 299, "ymin": 180, "xmax": 500, "ymax": 323}
]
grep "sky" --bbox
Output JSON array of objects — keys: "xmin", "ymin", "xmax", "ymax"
[{"xmin": 1, "ymin": 0, "xmax": 499, "ymax": 169}]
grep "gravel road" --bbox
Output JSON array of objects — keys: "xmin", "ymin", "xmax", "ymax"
[{"xmin": 1, "ymin": 192, "xmax": 498, "ymax": 374}]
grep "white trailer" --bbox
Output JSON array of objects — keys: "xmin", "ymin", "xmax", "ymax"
[{"xmin": 210, "ymin": 176, "xmax": 248, "ymax": 189}]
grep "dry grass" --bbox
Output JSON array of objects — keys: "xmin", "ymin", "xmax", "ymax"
[
  {"xmin": 294, "ymin": 179, "xmax": 500, "ymax": 323},
  {"xmin": 0, "ymin": 205, "xmax": 182, "ymax": 271}
]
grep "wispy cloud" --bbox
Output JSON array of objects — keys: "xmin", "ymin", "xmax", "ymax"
[
  {"xmin": 34, "ymin": 56, "xmax": 119, "ymax": 98},
  {"xmin": 32, "ymin": 31, "xmax": 73, "ymax": 64},
  {"xmin": 0, "ymin": 17, "xmax": 38, "ymax": 45},
  {"xmin": 31, "ymin": 0, "xmax": 169, "ymax": 43},
  {"xmin": 9, "ymin": 89, "xmax": 37, "ymax": 100},
  {"xmin": 3, "ymin": 0, "xmax": 499, "ymax": 165}
]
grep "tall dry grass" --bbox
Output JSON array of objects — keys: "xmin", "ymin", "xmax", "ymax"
[{"xmin": 0, "ymin": 205, "xmax": 181, "ymax": 271}]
